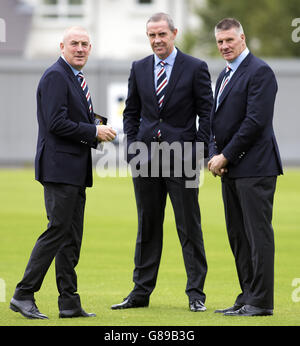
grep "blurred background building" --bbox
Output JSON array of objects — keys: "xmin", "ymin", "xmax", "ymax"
[
  {"xmin": 0, "ymin": 0, "xmax": 299, "ymax": 166},
  {"xmin": 2, "ymin": 0, "xmax": 200, "ymax": 59}
]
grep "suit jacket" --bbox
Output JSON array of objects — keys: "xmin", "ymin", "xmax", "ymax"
[
  {"xmin": 123, "ymin": 48, "xmax": 213, "ymax": 163},
  {"xmin": 209, "ymin": 52, "xmax": 283, "ymax": 178},
  {"xmin": 35, "ymin": 57, "xmax": 97, "ymax": 187}
]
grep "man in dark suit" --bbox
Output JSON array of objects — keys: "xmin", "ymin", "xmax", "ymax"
[
  {"xmin": 111, "ymin": 13, "xmax": 213, "ymax": 312},
  {"xmin": 208, "ymin": 18, "xmax": 283, "ymax": 316},
  {"xmin": 10, "ymin": 26, "xmax": 116, "ymax": 319}
]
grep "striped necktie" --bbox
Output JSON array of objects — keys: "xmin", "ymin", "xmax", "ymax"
[
  {"xmin": 218, "ymin": 66, "xmax": 232, "ymax": 97},
  {"xmin": 156, "ymin": 61, "xmax": 168, "ymax": 108},
  {"xmin": 77, "ymin": 72, "xmax": 93, "ymax": 114},
  {"xmin": 216, "ymin": 66, "xmax": 232, "ymax": 110}
]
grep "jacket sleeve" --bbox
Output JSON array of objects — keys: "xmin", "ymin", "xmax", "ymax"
[
  {"xmin": 208, "ymin": 132, "xmax": 219, "ymax": 159},
  {"xmin": 123, "ymin": 62, "xmax": 142, "ymax": 161},
  {"xmin": 194, "ymin": 61, "xmax": 213, "ymax": 158}
]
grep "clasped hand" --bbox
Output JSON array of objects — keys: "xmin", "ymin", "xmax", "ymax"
[
  {"xmin": 208, "ymin": 153, "xmax": 228, "ymax": 177},
  {"xmin": 96, "ymin": 125, "xmax": 117, "ymax": 142}
]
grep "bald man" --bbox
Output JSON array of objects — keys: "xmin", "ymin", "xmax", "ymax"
[{"xmin": 10, "ymin": 26, "xmax": 116, "ymax": 319}]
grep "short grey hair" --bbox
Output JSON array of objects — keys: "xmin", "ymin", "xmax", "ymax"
[
  {"xmin": 214, "ymin": 18, "xmax": 244, "ymax": 36},
  {"xmin": 146, "ymin": 12, "xmax": 176, "ymax": 32}
]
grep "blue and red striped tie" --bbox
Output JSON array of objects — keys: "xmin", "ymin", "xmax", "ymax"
[
  {"xmin": 78, "ymin": 72, "xmax": 93, "ymax": 114},
  {"xmin": 216, "ymin": 66, "xmax": 232, "ymax": 110},
  {"xmin": 218, "ymin": 66, "xmax": 231, "ymax": 97},
  {"xmin": 156, "ymin": 61, "xmax": 168, "ymax": 141},
  {"xmin": 156, "ymin": 61, "xmax": 168, "ymax": 108}
]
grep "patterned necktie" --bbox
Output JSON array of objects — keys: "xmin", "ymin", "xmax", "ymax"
[
  {"xmin": 77, "ymin": 72, "xmax": 93, "ymax": 114},
  {"xmin": 218, "ymin": 66, "xmax": 232, "ymax": 97},
  {"xmin": 156, "ymin": 61, "xmax": 168, "ymax": 108},
  {"xmin": 216, "ymin": 66, "xmax": 232, "ymax": 110}
]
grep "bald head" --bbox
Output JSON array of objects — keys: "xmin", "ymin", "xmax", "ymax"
[
  {"xmin": 62, "ymin": 26, "xmax": 90, "ymax": 44},
  {"xmin": 60, "ymin": 26, "xmax": 91, "ymax": 70}
]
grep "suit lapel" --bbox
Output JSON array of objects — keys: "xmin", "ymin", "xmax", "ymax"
[
  {"xmin": 213, "ymin": 71, "xmax": 226, "ymax": 113},
  {"xmin": 143, "ymin": 55, "xmax": 160, "ymax": 114},
  {"xmin": 215, "ymin": 69, "xmax": 226, "ymax": 95},
  {"xmin": 70, "ymin": 73, "xmax": 94, "ymax": 123},
  {"xmin": 160, "ymin": 49, "xmax": 184, "ymax": 112},
  {"xmin": 217, "ymin": 68, "xmax": 246, "ymax": 107},
  {"xmin": 216, "ymin": 53, "xmax": 252, "ymax": 111},
  {"xmin": 58, "ymin": 57, "xmax": 94, "ymax": 123}
]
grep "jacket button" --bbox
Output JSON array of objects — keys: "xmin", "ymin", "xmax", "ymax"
[{"xmin": 159, "ymin": 118, "xmax": 163, "ymax": 123}]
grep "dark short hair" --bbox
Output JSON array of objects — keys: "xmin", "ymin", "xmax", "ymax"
[
  {"xmin": 215, "ymin": 18, "xmax": 244, "ymax": 35},
  {"xmin": 146, "ymin": 12, "xmax": 176, "ymax": 32}
]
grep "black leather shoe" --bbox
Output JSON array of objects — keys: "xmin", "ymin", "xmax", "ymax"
[
  {"xmin": 189, "ymin": 299, "xmax": 207, "ymax": 312},
  {"xmin": 214, "ymin": 304, "xmax": 243, "ymax": 313},
  {"xmin": 59, "ymin": 308, "xmax": 96, "ymax": 318},
  {"xmin": 10, "ymin": 298, "xmax": 48, "ymax": 319},
  {"xmin": 224, "ymin": 304, "xmax": 273, "ymax": 316},
  {"xmin": 111, "ymin": 296, "xmax": 149, "ymax": 310}
]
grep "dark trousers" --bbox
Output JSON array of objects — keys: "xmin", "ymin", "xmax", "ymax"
[
  {"xmin": 131, "ymin": 175, "xmax": 207, "ymax": 302},
  {"xmin": 13, "ymin": 182, "xmax": 86, "ymax": 311},
  {"xmin": 221, "ymin": 176, "xmax": 277, "ymax": 309}
]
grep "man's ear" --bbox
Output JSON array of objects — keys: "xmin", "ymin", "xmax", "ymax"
[{"xmin": 173, "ymin": 28, "xmax": 178, "ymax": 39}]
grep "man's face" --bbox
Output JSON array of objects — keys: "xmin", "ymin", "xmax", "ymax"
[
  {"xmin": 60, "ymin": 29, "xmax": 91, "ymax": 70},
  {"xmin": 146, "ymin": 20, "xmax": 177, "ymax": 60},
  {"xmin": 215, "ymin": 28, "xmax": 246, "ymax": 62}
]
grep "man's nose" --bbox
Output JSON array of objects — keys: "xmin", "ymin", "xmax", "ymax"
[
  {"xmin": 221, "ymin": 42, "xmax": 229, "ymax": 50},
  {"xmin": 154, "ymin": 36, "xmax": 161, "ymax": 44},
  {"xmin": 77, "ymin": 43, "xmax": 83, "ymax": 51}
]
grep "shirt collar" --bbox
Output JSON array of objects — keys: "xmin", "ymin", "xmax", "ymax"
[
  {"xmin": 154, "ymin": 47, "xmax": 177, "ymax": 66},
  {"xmin": 61, "ymin": 55, "xmax": 81, "ymax": 76},
  {"xmin": 227, "ymin": 47, "xmax": 249, "ymax": 73}
]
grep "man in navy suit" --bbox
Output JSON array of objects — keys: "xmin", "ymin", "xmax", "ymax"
[
  {"xmin": 208, "ymin": 18, "xmax": 283, "ymax": 316},
  {"xmin": 111, "ymin": 13, "xmax": 213, "ymax": 312},
  {"xmin": 10, "ymin": 26, "xmax": 116, "ymax": 319}
]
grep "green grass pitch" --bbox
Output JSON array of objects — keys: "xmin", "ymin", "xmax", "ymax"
[{"xmin": 0, "ymin": 168, "xmax": 299, "ymax": 326}]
